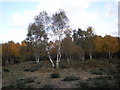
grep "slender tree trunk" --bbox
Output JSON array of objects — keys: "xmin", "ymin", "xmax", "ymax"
[
  {"xmin": 70, "ymin": 52, "xmax": 72, "ymax": 61},
  {"xmin": 10, "ymin": 57, "xmax": 14, "ymax": 64},
  {"xmin": 82, "ymin": 55, "xmax": 85, "ymax": 60},
  {"xmin": 5, "ymin": 56, "xmax": 9, "ymax": 65},
  {"xmin": 82, "ymin": 51, "xmax": 85, "ymax": 60},
  {"xmin": 36, "ymin": 57, "xmax": 39, "ymax": 63},
  {"xmin": 111, "ymin": 53, "xmax": 112, "ymax": 59},
  {"xmin": 108, "ymin": 52, "xmax": 112, "ymax": 59},
  {"xmin": 48, "ymin": 54, "xmax": 54, "ymax": 68},
  {"xmin": 56, "ymin": 40, "xmax": 61, "ymax": 68},
  {"xmin": 46, "ymin": 47, "xmax": 55, "ymax": 68},
  {"xmin": 56, "ymin": 53, "xmax": 59, "ymax": 68},
  {"xmin": 35, "ymin": 53, "xmax": 39, "ymax": 63},
  {"xmin": 90, "ymin": 52, "xmax": 92, "ymax": 60},
  {"xmin": 66, "ymin": 53, "xmax": 69, "ymax": 62}
]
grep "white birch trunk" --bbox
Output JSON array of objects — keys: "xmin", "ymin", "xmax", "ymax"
[
  {"xmin": 56, "ymin": 40, "xmax": 61, "ymax": 68},
  {"xmin": 109, "ymin": 52, "xmax": 112, "ymax": 59},
  {"xmin": 90, "ymin": 52, "xmax": 92, "ymax": 60},
  {"xmin": 56, "ymin": 53, "xmax": 59, "ymax": 68},
  {"xmin": 46, "ymin": 47, "xmax": 55, "ymax": 68},
  {"xmin": 82, "ymin": 55, "xmax": 85, "ymax": 60},
  {"xmin": 35, "ymin": 52, "xmax": 39, "ymax": 63},
  {"xmin": 36, "ymin": 57, "xmax": 39, "ymax": 63},
  {"xmin": 48, "ymin": 55, "xmax": 55, "ymax": 68},
  {"xmin": 66, "ymin": 53, "xmax": 69, "ymax": 62}
]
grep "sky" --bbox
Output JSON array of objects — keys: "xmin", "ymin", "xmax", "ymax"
[{"xmin": 0, "ymin": 0, "xmax": 119, "ymax": 43}]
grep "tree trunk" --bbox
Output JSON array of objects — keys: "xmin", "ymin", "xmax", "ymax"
[
  {"xmin": 56, "ymin": 53, "xmax": 59, "ymax": 68},
  {"xmin": 10, "ymin": 57, "xmax": 14, "ymax": 64},
  {"xmin": 48, "ymin": 55, "xmax": 55, "ymax": 68},
  {"xmin": 5, "ymin": 59, "xmax": 9, "ymax": 65},
  {"xmin": 66, "ymin": 53, "xmax": 69, "ymax": 62},
  {"xmin": 35, "ymin": 53, "xmax": 39, "ymax": 63},
  {"xmin": 90, "ymin": 52, "xmax": 92, "ymax": 60},
  {"xmin": 56, "ymin": 41, "xmax": 61, "ymax": 68},
  {"xmin": 108, "ymin": 52, "xmax": 112, "ymax": 59},
  {"xmin": 46, "ymin": 47, "xmax": 55, "ymax": 68},
  {"xmin": 82, "ymin": 55, "xmax": 85, "ymax": 60},
  {"xmin": 69, "ymin": 52, "xmax": 72, "ymax": 61},
  {"xmin": 36, "ymin": 57, "xmax": 39, "ymax": 63}
]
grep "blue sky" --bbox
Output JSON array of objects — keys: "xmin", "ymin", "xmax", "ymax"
[{"xmin": 0, "ymin": 0, "xmax": 118, "ymax": 43}]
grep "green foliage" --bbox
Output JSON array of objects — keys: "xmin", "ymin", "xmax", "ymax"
[
  {"xmin": 51, "ymin": 73, "xmax": 60, "ymax": 78},
  {"xmin": 15, "ymin": 81, "xmax": 26, "ymax": 88},
  {"xmin": 3, "ymin": 77, "xmax": 35, "ymax": 89},
  {"xmin": 90, "ymin": 69, "xmax": 103, "ymax": 75},
  {"xmin": 42, "ymin": 84, "xmax": 55, "ymax": 88},
  {"xmin": 24, "ymin": 63, "xmax": 43, "ymax": 72},
  {"xmin": 2, "ymin": 85, "xmax": 15, "ymax": 89},
  {"xmin": 24, "ymin": 77, "xmax": 34, "ymax": 83},
  {"xmin": 62, "ymin": 75, "xmax": 79, "ymax": 81},
  {"xmin": 17, "ymin": 77, "xmax": 34, "ymax": 84},
  {"xmin": 26, "ymin": 85, "xmax": 34, "ymax": 88},
  {"xmin": 77, "ymin": 80, "xmax": 90, "ymax": 88},
  {"xmin": 59, "ymin": 60, "xmax": 71, "ymax": 69},
  {"xmin": 3, "ymin": 68, "xmax": 9, "ymax": 72},
  {"xmin": 15, "ymin": 77, "xmax": 35, "ymax": 88},
  {"xmin": 76, "ymin": 76, "xmax": 116, "ymax": 88}
]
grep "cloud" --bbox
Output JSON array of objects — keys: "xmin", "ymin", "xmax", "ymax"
[
  {"xmin": 105, "ymin": 2, "xmax": 117, "ymax": 16},
  {"xmin": 4, "ymin": 0, "xmax": 118, "ymax": 43},
  {"xmin": 10, "ymin": 13, "xmax": 27, "ymax": 28},
  {"xmin": 0, "ymin": 28, "xmax": 27, "ymax": 43},
  {"xmin": 10, "ymin": 0, "xmax": 97, "ymax": 29}
]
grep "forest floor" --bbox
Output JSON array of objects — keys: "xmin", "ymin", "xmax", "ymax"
[{"xmin": 2, "ymin": 59, "xmax": 119, "ymax": 88}]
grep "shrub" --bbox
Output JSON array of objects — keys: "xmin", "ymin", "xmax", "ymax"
[
  {"xmin": 17, "ymin": 77, "xmax": 34, "ymax": 84},
  {"xmin": 2, "ymin": 85, "xmax": 14, "ymax": 88},
  {"xmin": 77, "ymin": 80, "xmax": 90, "ymax": 88},
  {"xmin": 62, "ymin": 76, "xmax": 79, "ymax": 81},
  {"xmin": 51, "ymin": 73, "xmax": 60, "ymax": 78},
  {"xmin": 93, "ymin": 79, "xmax": 109, "ymax": 88},
  {"xmin": 76, "ymin": 76, "xmax": 114, "ymax": 88},
  {"xmin": 24, "ymin": 67, "xmax": 37, "ymax": 72},
  {"xmin": 24, "ymin": 77, "xmax": 34, "ymax": 83},
  {"xmin": 26, "ymin": 85, "xmax": 34, "ymax": 88},
  {"xmin": 15, "ymin": 81, "xmax": 26, "ymax": 88},
  {"xmin": 42, "ymin": 84, "xmax": 55, "ymax": 88},
  {"xmin": 90, "ymin": 69, "xmax": 103, "ymax": 75},
  {"xmin": 24, "ymin": 68, "xmax": 29, "ymax": 71},
  {"xmin": 24, "ymin": 63, "xmax": 43, "ymax": 72},
  {"xmin": 60, "ymin": 62, "xmax": 71, "ymax": 69},
  {"xmin": 3, "ymin": 69, "xmax": 9, "ymax": 72}
]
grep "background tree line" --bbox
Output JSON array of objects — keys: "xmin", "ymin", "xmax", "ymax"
[{"xmin": 1, "ymin": 10, "xmax": 120, "ymax": 68}]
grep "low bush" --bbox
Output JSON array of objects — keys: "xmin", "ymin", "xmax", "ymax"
[
  {"xmin": 24, "ymin": 63, "xmax": 43, "ymax": 72},
  {"xmin": 77, "ymin": 80, "xmax": 90, "ymax": 88},
  {"xmin": 62, "ymin": 75, "xmax": 79, "ymax": 81},
  {"xmin": 59, "ymin": 61, "xmax": 71, "ymax": 69},
  {"xmin": 24, "ymin": 77, "xmax": 34, "ymax": 83},
  {"xmin": 51, "ymin": 73, "xmax": 60, "ymax": 78},
  {"xmin": 26, "ymin": 85, "xmax": 34, "ymax": 88},
  {"xmin": 15, "ymin": 81, "xmax": 26, "ymax": 88},
  {"xmin": 90, "ymin": 69, "xmax": 103, "ymax": 75},
  {"xmin": 76, "ymin": 76, "xmax": 114, "ymax": 88},
  {"xmin": 2, "ymin": 85, "xmax": 15, "ymax": 89},
  {"xmin": 42, "ymin": 84, "xmax": 55, "ymax": 88},
  {"xmin": 3, "ymin": 69, "xmax": 9, "ymax": 72},
  {"xmin": 17, "ymin": 77, "xmax": 34, "ymax": 84},
  {"xmin": 15, "ymin": 77, "xmax": 35, "ymax": 88}
]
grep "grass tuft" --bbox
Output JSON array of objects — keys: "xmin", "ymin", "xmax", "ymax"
[
  {"xmin": 51, "ymin": 73, "xmax": 60, "ymax": 78},
  {"xmin": 62, "ymin": 75, "xmax": 79, "ymax": 81}
]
